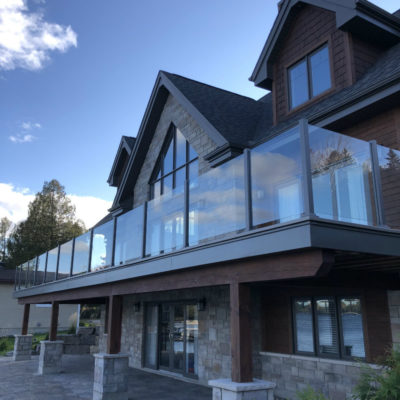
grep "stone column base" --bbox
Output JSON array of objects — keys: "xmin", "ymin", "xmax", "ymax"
[
  {"xmin": 38, "ymin": 340, "xmax": 64, "ymax": 375},
  {"xmin": 209, "ymin": 379, "xmax": 276, "ymax": 400},
  {"xmin": 93, "ymin": 353, "xmax": 129, "ymax": 400},
  {"xmin": 13, "ymin": 334, "xmax": 33, "ymax": 361}
]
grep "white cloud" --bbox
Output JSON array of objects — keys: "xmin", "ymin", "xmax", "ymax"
[
  {"xmin": 21, "ymin": 121, "xmax": 41, "ymax": 130},
  {"xmin": 0, "ymin": 182, "xmax": 111, "ymax": 229},
  {"xmin": 9, "ymin": 133, "xmax": 36, "ymax": 143},
  {"xmin": 0, "ymin": 0, "xmax": 77, "ymax": 71}
]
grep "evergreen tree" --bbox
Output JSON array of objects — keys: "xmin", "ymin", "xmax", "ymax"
[
  {"xmin": 7, "ymin": 180, "xmax": 85, "ymax": 267},
  {"xmin": 0, "ymin": 217, "xmax": 12, "ymax": 263}
]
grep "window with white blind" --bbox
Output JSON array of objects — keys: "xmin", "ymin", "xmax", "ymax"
[{"xmin": 293, "ymin": 296, "xmax": 365, "ymax": 359}]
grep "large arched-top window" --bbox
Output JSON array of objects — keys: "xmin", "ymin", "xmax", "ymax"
[{"xmin": 150, "ymin": 125, "xmax": 198, "ymax": 199}]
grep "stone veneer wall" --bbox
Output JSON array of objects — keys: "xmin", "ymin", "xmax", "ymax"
[
  {"xmin": 261, "ymin": 352, "xmax": 379, "ymax": 400},
  {"xmin": 388, "ymin": 290, "xmax": 400, "ymax": 348},
  {"xmin": 94, "ymin": 286, "xmax": 230, "ymax": 385},
  {"xmin": 133, "ymin": 94, "xmax": 218, "ymax": 208}
]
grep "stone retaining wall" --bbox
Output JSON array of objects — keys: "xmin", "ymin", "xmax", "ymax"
[
  {"xmin": 260, "ymin": 352, "xmax": 379, "ymax": 400},
  {"xmin": 56, "ymin": 330, "xmax": 97, "ymax": 355}
]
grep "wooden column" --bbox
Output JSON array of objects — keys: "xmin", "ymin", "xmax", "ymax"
[
  {"xmin": 49, "ymin": 301, "xmax": 59, "ymax": 341},
  {"xmin": 21, "ymin": 304, "xmax": 30, "ymax": 335},
  {"xmin": 107, "ymin": 295, "xmax": 123, "ymax": 354},
  {"xmin": 230, "ymin": 282, "xmax": 253, "ymax": 383}
]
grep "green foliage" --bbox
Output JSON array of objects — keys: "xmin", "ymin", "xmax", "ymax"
[
  {"xmin": 352, "ymin": 348, "xmax": 400, "ymax": 400},
  {"xmin": 297, "ymin": 386, "xmax": 328, "ymax": 400},
  {"xmin": 7, "ymin": 179, "xmax": 85, "ymax": 267},
  {"xmin": 0, "ymin": 216, "xmax": 12, "ymax": 263},
  {"xmin": 67, "ymin": 324, "xmax": 76, "ymax": 334},
  {"xmin": 0, "ymin": 336, "xmax": 14, "ymax": 356}
]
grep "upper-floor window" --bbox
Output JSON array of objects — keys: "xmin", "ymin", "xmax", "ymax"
[
  {"xmin": 150, "ymin": 125, "xmax": 198, "ymax": 199},
  {"xmin": 288, "ymin": 45, "xmax": 331, "ymax": 110}
]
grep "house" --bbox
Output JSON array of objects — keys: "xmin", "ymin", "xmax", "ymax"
[
  {"xmin": 12, "ymin": 0, "xmax": 400, "ymax": 399},
  {"xmin": 0, "ymin": 265, "xmax": 77, "ymax": 337}
]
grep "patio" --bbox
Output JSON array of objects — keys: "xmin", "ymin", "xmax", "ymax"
[{"xmin": 0, "ymin": 354, "xmax": 212, "ymax": 400}]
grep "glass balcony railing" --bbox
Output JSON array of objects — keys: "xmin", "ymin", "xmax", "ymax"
[{"xmin": 14, "ymin": 121, "xmax": 400, "ymax": 290}]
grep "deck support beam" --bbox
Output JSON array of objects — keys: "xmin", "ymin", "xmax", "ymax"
[
  {"xmin": 107, "ymin": 295, "xmax": 123, "ymax": 354},
  {"xmin": 49, "ymin": 301, "xmax": 59, "ymax": 341},
  {"xmin": 21, "ymin": 304, "xmax": 30, "ymax": 335}
]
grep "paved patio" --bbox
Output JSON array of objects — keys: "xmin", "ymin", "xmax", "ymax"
[{"xmin": 0, "ymin": 354, "xmax": 212, "ymax": 400}]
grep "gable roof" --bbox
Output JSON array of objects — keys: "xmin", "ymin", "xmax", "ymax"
[
  {"xmin": 250, "ymin": 0, "xmax": 400, "ymax": 89},
  {"xmin": 107, "ymin": 135, "xmax": 136, "ymax": 187},
  {"xmin": 111, "ymin": 71, "xmax": 266, "ymax": 210}
]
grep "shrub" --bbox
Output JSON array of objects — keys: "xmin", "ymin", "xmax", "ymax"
[
  {"xmin": 297, "ymin": 386, "xmax": 328, "ymax": 400},
  {"xmin": 352, "ymin": 348, "xmax": 400, "ymax": 400}
]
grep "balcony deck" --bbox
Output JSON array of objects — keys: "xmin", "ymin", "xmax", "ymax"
[{"xmin": 14, "ymin": 122, "xmax": 400, "ymax": 299}]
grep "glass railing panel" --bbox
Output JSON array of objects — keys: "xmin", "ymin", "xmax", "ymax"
[
  {"xmin": 57, "ymin": 240, "xmax": 73, "ymax": 280},
  {"xmin": 21, "ymin": 262, "xmax": 28, "ymax": 288},
  {"xmin": 309, "ymin": 125, "xmax": 376, "ymax": 226},
  {"xmin": 115, "ymin": 205, "xmax": 144, "ymax": 265},
  {"xmin": 27, "ymin": 258, "xmax": 36, "ymax": 288},
  {"xmin": 35, "ymin": 253, "xmax": 47, "ymax": 285},
  {"xmin": 14, "ymin": 266, "xmax": 19, "ymax": 290},
  {"xmin": 251, "ymin": 127, "xmax": 304, "ymax": 228},
  {"xmin": 189, "ymin": 155, "xmax": 245, "ymax": 246},
  {"xmin": 146, "ymin": 186, "xmax": 185, "ymax": 256},
  {"xmin": 72, "ymin": 232, "xmax": 91, "ymax": 275},
  {"xmin": 377, "ymin": 145, "xmax": 400, "ymax": 229},
  {"xmin": 91, "ymin": 220, "xmax": 114, "ymax": 272},
  {"xmin": 45, "ymin": 247, "xmax": 58, "ymax": 283}
]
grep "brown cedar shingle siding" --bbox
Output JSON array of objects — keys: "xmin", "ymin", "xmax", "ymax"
[{"xmin": 273, "ymin": 5, "xmax": 350, "ymax": 123}]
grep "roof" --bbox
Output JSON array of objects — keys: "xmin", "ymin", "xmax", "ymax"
[{"xmin": 0, "ymin": 265, "xmax": 16, "ymax": 284}]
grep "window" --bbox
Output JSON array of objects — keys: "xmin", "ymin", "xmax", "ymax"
[
  {"xmin": 150, "ymin": 126, "xmax": 198, "ymax": 199},
  {"xmin": 293, "ymin": 297, "xmax": 365, "ymax": 359},
  {"xmin": 288, "ymin": 45, "xmax": 331, "ymax": 109}
]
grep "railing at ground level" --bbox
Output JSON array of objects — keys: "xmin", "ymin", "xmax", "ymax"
[{"xmin": 14, "ymin": 121, "xmax": 400, "ymax": 290}]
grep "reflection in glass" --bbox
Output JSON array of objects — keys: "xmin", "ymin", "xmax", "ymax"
[
  {"xmin": 36, "ymin": 253, "xmax": 47, "ymax": 285},
  {"xmin": 57, "ymin": 240, "xmax": 73, "ymax": 280},
  {"xmin": 289, "ymin": 60, "xmax": 308, "ymax": 109},
  {"xmin": 164, "ymin": 140, "xmax": 174, "ymax": 175},
  {"xmin": 173, "ymin": 305, "xmax": 184, "ymax": 371},
  {"xmin": 316, "ymin": 298, "xmax": 339, "ymax": 356},
  {"xmin": 309, "ymin": 126, "xmax": 375, "ymax": 226},
  {"xmin": 340, "ymin": 298, "xmax": 365, "ymax": 358},
  {"xmin": 20, "ymin": 262, "xmax": 28, "ymax": 288},
  {"xmin": 377, "ymin": 145, "xmax": 400, "ymax": 229},
  {"xmin": 46, "ymin": 247, "xmax": 58, "ymax": 283},
  {"xmin": 91, "ymin": 220, "xmax": 114, "ymax": 271},
  {"xmin": 146, "ymin": 187, "xmax": 184, "ymax": 256},
  {"xmin": 310, "ymin": 46, "xmax": 331, "ymax": 97},
  {"xmin": 189, "ymin": 155, "xmax": 245, "ymax": 245},
  {"xmin": 73, "ymin": 232, "xmax": 91, "ymax": 275},
  {"xmin": 115, "ymin": 206, "xmax": 144, "ymax": 265},
  {"xmin": 144, "ymin": 305, "xmax": 158, "ymax": 368},
  {"xmin": 160, "ymin": 305, "xmax": 171, "ymax": 368},
  {"xmin": 294, "ymin": 299, "xmax": 314, "ymax": 353},
  {"xmin": 27, "ymin": 258, "xmax": 36, "ymax": 288},
  {"xmin": 251, "ymin": 128, "xmax": 303, "ymax": 227},
  {"xmin": 186, "ymin": 305, "xmax": 198, "ymax": 375},
  {"xmin": 176, "ymin": 129, "xmax": 187, "ymax": 168}
]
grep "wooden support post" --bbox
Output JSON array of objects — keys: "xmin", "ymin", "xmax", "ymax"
[
  {"xmin": 107, "ymin": 295, "xmax": 123, "ymax": 354},
  {"xmin": 49, "ymin": 301, "xmax": 59, "ymax": 341},
  {"xmin": 230, "ymin": 282, "xmax": 253, "ymax": 383},
  {"xmin": 21, "ymin": 304, "xmax": 30, "ymax": 335}
]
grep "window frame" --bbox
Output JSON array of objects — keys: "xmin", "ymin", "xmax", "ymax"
[
  {"xmin": 287, "ymin": 44, "xmax": 332, "ymax": 110},
  {"xmin": 149, "ymin": 125, "xmax": 198, "ymax": 200},
  {"xmin": 291, "ymin": 295, "xmax": 366, "ymax": 361}
]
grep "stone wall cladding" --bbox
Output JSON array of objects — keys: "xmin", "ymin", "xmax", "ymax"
[
  {"xmin": 119, "ymin": 286, "xmax": 231, "ymax": 385},
  {"xmin": 12, "ymin": 334, "xmax": 32, "ymax": 361},
  {"xmin": 133, "ymin": 94, "xmax": 218, "ymax": 208},
  {"xmin": 388, "ymin": 290, "xmax": 400, "ymax": 348},
  {"xmin": 261, "ymin": 352, "xmax": 380, "ymax": 400}
]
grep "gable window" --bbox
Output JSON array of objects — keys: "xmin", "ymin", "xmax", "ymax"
[
  {"xmin": 150, "ymin": 125, "xmax": 198, "ymax": 199},
  {"xmin": 288, "ymin": 45, "xmax": 331, "ymax": 109},
  {"xmin": 293, "ymin": 296, "xmax": 365, "ymax": 360}
]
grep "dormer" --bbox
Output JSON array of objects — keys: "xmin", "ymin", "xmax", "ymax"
[
  {"xmin": 107, "ymin": 136, "xmax": 136, "ymax": 188},
  {"xmin": 250, "ymin": 0, "xmax": 400, "ymax": 124}
]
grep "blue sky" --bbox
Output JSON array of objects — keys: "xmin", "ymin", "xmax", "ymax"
[{"xmin": 0, "ymin": 0, "xmax": 399, "ymax": 227}]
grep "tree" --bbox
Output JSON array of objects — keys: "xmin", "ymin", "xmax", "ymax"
[
  {"xmin": 0, "ymin": 217, "xmax": 12, "ymax": 263},
  {"xmin": 7, "ymin": 180, "xmax": 85, "ymax": 268}
]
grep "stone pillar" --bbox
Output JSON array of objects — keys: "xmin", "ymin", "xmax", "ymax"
[
  {"xmin": 13, "ymin": 334, "xmax": 33, "ymax": 361},
  {"xmin": 38, "ymin": 340, "xmax": 64, "ymax": 375},
  {"xmin": 93, "ymin": 353, "xmax": 129, "ymax": 400},
  {"xmin": 209, "ymin": 379, "xmax": 276, "ymax": 400}
]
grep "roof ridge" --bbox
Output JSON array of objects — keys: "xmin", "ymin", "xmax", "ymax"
[{"xmin": 161, "ymin": 71, "xmax": 259, "ymax": 103}]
